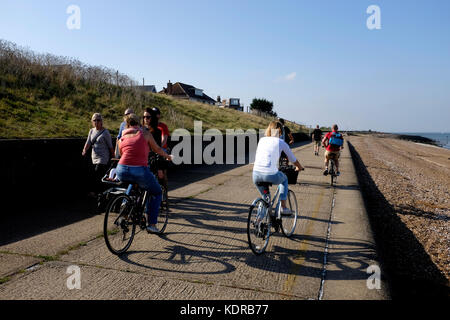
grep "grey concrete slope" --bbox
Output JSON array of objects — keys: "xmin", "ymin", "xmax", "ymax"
[{"xmin": 0, "ymin": 141, "xmax": 388, "ymax": 300}]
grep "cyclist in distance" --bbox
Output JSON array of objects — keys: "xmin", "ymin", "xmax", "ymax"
[
  {"xmin": 322, "ymin": 124, "xmax": 344, "ymax": 176},
  {"xmin": 311, "ymin": 125, "xmax": 323, "ymax": 156},
  {"xmin": 278, "ymin": 118, "xmax": 294, "ymax": 145},
  {"xmin": 253, "ymin": 121, "xmax": 304, "ymax": 215},
  {"xmin": 277, "ymin": 118, "xmax": 294, "ymax": 167},
  {"xmin": 116, "ymin": 113, "xmax": 172, "ymax": 233}
]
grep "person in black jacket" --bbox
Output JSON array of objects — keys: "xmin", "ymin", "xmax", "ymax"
[{"xmin": 311, "ymin": 125, "xmax": 323, "ymax": 156}]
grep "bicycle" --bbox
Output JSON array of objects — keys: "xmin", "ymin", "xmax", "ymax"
[
  {"xmin": 322, "ymin": 146, "xmax": 339, "ymax": 186},
  {"xmin": 327, "ymin": 154, "xmax": 340, "ymax": 186},
  {"xmin": 247, "ymin": 167, "xmax": 302, "ymax": 255},
  {"xmin": 148, "ymin": 152, "xmax": 169, "ymax": 213},
  {"xmin": 102, "ymin": 176, "xmax": 169, "ymax": 255}
]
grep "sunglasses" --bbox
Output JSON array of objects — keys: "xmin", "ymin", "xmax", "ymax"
[{"xmin": 143, "ymin": 116, "xmax": 151, "ymax": 119}]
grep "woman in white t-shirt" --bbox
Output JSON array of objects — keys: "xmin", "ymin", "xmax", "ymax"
[{"xmin": 253, "ymin": 121, "xmax": 304, "ymax": 215}]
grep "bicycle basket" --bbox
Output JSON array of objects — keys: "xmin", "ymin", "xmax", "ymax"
[{"xmin": 280, "ymin": 165, "xmax": 299, "ymax": 185}]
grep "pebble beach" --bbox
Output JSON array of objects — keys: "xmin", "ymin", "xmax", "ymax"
[{"xmin": 347, "ymin": 134, "xmax": 449, "ymax": 297}]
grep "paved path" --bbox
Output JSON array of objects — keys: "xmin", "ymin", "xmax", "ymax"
[{"xmin": 0, "ymin": 141, "xmax": 389, "ymax": 300}]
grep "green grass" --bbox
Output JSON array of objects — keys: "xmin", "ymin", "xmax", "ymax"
[
  {"xmin": 36, "ymin": 255, "xmax": 58, "ymax": 262},
  {"xmin": 0, "ymin": 39, "xmax": 308, "ymax": 139},
  {"xmin": 0, "ymin": 277, "xmax": 11, "ymax": 284},
  {"xmin": 0, "ymin": 88, "xmax": 307, "ymax": 139}
]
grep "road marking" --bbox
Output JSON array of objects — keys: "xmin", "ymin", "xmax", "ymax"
[{"xmin": 283, "ymin": 187, "xmax": 326, "ymax": 296}]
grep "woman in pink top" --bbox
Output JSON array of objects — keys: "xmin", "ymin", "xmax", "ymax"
[{"xmin": 116, "ymin": 113, "xmax": 172, "ymax": 234}]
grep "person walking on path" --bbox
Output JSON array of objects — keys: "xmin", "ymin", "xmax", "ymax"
[
  {"xmin": 311, "ymin": 125, "xmax": 323, "ymax": 156},
  {"xmin": 82, "ymin": 113, "xmax": 114, "ymax": 197}
]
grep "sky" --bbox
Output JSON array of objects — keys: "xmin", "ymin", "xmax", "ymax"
[{"xmin": 0, "ymin": 0, "xmax": 449, "ymax": 132}]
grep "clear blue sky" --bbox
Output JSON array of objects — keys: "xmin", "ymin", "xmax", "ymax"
[{"xmin": 1, "ymin": 0, "xmax": 449, "ymax": 132}]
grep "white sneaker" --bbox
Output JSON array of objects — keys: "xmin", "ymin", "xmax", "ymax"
[{"xmin": 146, "ymin": 225, "xmax": 160, "ymax": 234}]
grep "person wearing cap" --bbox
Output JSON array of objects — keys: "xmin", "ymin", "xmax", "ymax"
[
  {"xmin": 115, "ymin": 108, "xmax": 134, "ymax": 157},
  {"xmin": 82, "ymin": 113, "xmax": 114, "ymax": 197}
]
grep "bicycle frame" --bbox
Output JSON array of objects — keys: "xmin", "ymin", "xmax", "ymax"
[
  {"xmin": 251, "ymin": 184, "xmax": 283, "ymax": 221},
  {"xmin": 121, "ymin": 184, "xmax": 149, "ymax": 222},
  {"xmin": 329, "ymin": 159, "xmax": 337, "ymax": 185}
]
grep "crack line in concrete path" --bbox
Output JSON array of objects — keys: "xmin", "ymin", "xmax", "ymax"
[
  {"xmin": 283, "ymin": 187, "xmax": 326, "ymax": 296},
  {"xmin": 317, "ymin": 182, "xmax": 337, "ymax": 300}
]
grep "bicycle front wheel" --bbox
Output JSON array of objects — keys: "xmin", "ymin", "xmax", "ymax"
[
  {"xmin": 104, "ymin": 194, "xmax": 136, "ymax": 255},
  {"xmin": 281, "ymin": 190, "xmax": 298, "ymax": 237},
  {"xmin": 247, "ymin": 200, "xmax": 271, "ymax": 255},
  {"xmin": 155, "ymin": 185, "xmax": 169, "ymax": 234}
]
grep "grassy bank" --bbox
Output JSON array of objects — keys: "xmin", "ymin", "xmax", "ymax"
[{"xmin": 0, "ymin": 39, "xmax": 306, "ymax": 139}]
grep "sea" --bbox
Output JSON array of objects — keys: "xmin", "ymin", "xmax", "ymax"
[{"xmin": 394, "ymin": 132, "xmax": 450, "ymax": 150}]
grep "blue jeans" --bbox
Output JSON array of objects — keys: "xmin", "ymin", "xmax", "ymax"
[
  {"xmin": 115, "ymin": 164, "xmax": 162, "ymax": 225},
  {"xmin": 253, "ymin": 170, "xmax": 288, "ymax": 201}
]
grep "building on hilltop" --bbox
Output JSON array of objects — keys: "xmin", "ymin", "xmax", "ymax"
[
  {"xmin": 217, "ymin": 97, "xmax": 243, "ymax": 111},
  {"xmin": 137, "ymin": 85, "xmax": 157, "ymax": 93},
  {"xmin": 159, "ymin": 81, "xmax": 216, "ymax": 105}
]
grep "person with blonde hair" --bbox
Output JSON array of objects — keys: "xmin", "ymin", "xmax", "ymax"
[
  {"xmin": 253, "ymin": 121, "xmax": 304, "ymax": 215},
  {"xmin": 115, "ymin": 113, "xmax": 173, "ymax": 233}
]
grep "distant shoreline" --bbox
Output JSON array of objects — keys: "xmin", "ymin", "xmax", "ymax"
[
  {"xmin": 346, "ymin": 131, "xmax": 446, "ymax": 149},
  {"xmin": 387, "ymin": 133, "xmax": 439, "ymax": 146}
]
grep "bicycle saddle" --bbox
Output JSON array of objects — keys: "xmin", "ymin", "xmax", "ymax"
[{"xmin": 256, "ymin": 182, "xmax": 273, "ymax": 187}]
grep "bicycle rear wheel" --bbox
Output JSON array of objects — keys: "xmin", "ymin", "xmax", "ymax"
[
  {"xmin": 155, "ymin": 185, "xmax": 169, "ymax": 234},
  {"xmin": 281, "ymin": 190, "xmax": 298, "ymax": 237},
  {"xmin": 247, "ymin": 199, "xmax": 271, "ymax": 255},
  {"xmin": 104, "ymin": 194, "xmax": 136, "ymax": 255},
  {"xmin": 329, "ymin": 161, "xmax": 335, "ymax": 186}
]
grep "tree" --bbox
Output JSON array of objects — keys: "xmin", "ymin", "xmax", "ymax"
[{"xmin": 250, "ymin": 98, "xmax": 277, "ymax": 117}]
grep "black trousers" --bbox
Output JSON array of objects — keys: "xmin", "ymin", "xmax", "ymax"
[{"xmin": 92, "ymin": 163, "xmax": 109, "ymax": 193}]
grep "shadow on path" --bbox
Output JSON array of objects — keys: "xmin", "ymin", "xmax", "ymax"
[{"xmin": 115, "ymin": 196, "xmax": 374, "ymax": 284}]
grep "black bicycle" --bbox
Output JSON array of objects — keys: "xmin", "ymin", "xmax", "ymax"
[
  {"xmin": 102, "ymin": 177, "xmax": 169, "ymax": 256},
  {"xmin": 328, "ymin": 158, "xmax": 338, "ymax": 186},
  {"xmin": 148, "ymin": 152, "xmax": 169, "ymax": 213}
]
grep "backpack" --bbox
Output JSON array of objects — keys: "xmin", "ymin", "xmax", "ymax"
[{"xmin": 329, "ymin": 132, "xmax": 343, "ymax": 147}]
